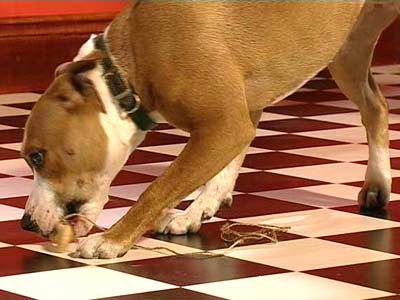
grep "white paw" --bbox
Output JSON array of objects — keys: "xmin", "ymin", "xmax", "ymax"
[
  {"xmin": 155, "ymin": 193, "xmax": 233, "ymax": 235},
  {"xmin": 201, "ymin": 194, "xmax": 233, "ymax": 219},
  {"xmin": 73, "ymin": 233, "xmax": 129, "ymax": 259},
  {"xmin": 156, "ymin": 211, "xmax": 201, "ymax": 235}
]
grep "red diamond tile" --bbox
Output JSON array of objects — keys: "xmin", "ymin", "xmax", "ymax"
[
  {"xmin": 393, "ymin": 178, "xmax": 400, "ymax": 193},
  {"xmin": 154, "ymin": 123, "xmax": 174, "ymax": 130},
  {"xmin": 97, "ymin": 288, "xmax": 227, "ymax": 300},
  {"xmin": 345, "ymin": 178, "xmax": 400, "ymax": 194},
  {"xmin": 0, "ymin": 147, "xmax": 22, "ymax": 160},
  {"xmin": 352, "ymin": 160, "xmax": 368, "ymax": 166},
  {"xmin": 139, "ymin": 132, "xmax": 188, "ymax": 147},
  {"xmin": 302, "ymin": 79, "xmax": 338, "ymax": 90},
  {"xmin": 390, "ymin": 124, "xmax": 400, "ymax": 131},
  {"xmin": 391, "ymin": 158, "xmax": 400, "ymax": 170},
  {"xmin": 4, "ymin": 102, "xmax": 36, "ymax": 110},
  {"xmin": 0, "ymin": 221, "xmax": 103, "ymax": 245},
  {"xmin": 391, "ymin": 108, "xmax": 400, "ymax": 114},
  {"xmin": 104, "ymin": 196, "xmax": 135, "ymax": 209},
  {"xmin": 258, "ymin": 119, "xmax": 352, "ymax": 133},
  {"xmin": 150, "ymin": 221, "xmax": 303, "ymax": 251},
  {"xmin": 242, "ymin": 152, "xmax": 336, "ymax": 170},
  {"xmin": 216, "ymin": 194, "xmax": 317, "ymax": 219},
  {"xmin": 286, "ymin": 90, "xmax": 346, "ymax": 102},
  {"xmin": 390, "ymin": 140, "xmax": 400, "ymax": 149},
  {"xmin": 0, "ymin": 116, "xmax": 28, "ymax": 128},
  {"xmin": 0, "ymin": 247, "xmax": 84, "ymax": 277},
  {"xmin": 264, "ymin": 104, "xmax": 354, "ymax": 117},
  {"xmin": 335, "ymin": 201, "xmax": 400, "ymax": 222},
  {"xmin": 0, "ymin": 173, "xmax": 16, "ymax": 179},
  {"xmin": 0, "ymin": 196, "xmax": 28, "ymax": 209},
  {"xmin": 274, "ymin": 100, "xmax": 305, "ymax": 106},
  {"xmin": 251, "ymin": 134, "xmax": 345, "ymax": 150},
  {"xmin": 235, "ymin": 171, "xmax": 326, "ymax": 192},
  {"xmin": 0, "ymin": 220, "xmax": 47, "ymax": 245},
  {"xmin": 368, "ymin": 297, "xmax": 400, "ymax": 300},
  {"xmin": 125, "ymin": 149, "xmax": 175, "ymax": 165},
  {"xmin": 344, "ymin": 181, "xmax": 364, "ymax": 188},
  {"xmin": 103, "ymin": 255, "xmax": 289, "ymax": 286},
  {"xmin": 111, "ymin": 170, "xmax": 155, "ymax": 186},
  {"xmin": 316, "ymin": 68, "xmax": 332, "ymax": 78},
  {"xmin": 322, "ymin": 227, "xmax": 400, "ymax": 255},
  {"xmin": 307, "ymin": 259, "xmax": 400, "ymax": 293},
  {"xmin": 177, "ymin": 194, "xmax": 317, "ymax": 219},
  {"xmin": 0, "ymin": 290, "xmax": 33, "ymax": 300},
  {"xmin": 0, "ymin": 129, "xmax": 24, "ymax": 144}
]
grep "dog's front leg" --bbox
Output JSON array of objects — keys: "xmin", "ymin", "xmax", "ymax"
[
  {"xmin": 75, "ymin": 108, "xmax": 255, "ymax": 258},
  {"xmin": 155, "ymin": 110, "xmax": 262, "ymax": 235}
]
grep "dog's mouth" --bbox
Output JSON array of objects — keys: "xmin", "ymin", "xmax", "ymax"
[
  {"xmin": 61, "ymin": 200, "xmax": 95, "ymax": 237},
  {"xmin": 29, "ymin": 198, "xmax": 105, "ymax": 239},
  {"xmin": 65, "ymin": 200, "xmax": 85, "ymax": 216},
  {"xmin": 32, "ymin": 215, "xmax": 89, "ymax": 239},
  {"xmin": 64, "ymin": 214, "xmax": 94, "ymax": 237}
]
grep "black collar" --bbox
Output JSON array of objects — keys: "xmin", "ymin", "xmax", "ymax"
[{"xmin": 93, "ymin": 34, "xmax": 156, "ymax": 131}]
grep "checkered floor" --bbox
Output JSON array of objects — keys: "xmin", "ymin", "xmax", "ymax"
[{"xmin": 1, "ymin": 65, "xmax": 400, "ymax": 299}]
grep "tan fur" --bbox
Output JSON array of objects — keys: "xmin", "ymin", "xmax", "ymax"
[
  {"xmin": 329, "ymin": 3, "xmax": 399, "ymax": 208},
  {"xmin": 22, "ymin": 68, "xmax": 108, "ymax": 203},
  {"xmin": 24, "ymin": 1, "xmax": 400, "ymax": 258},
  {"xmin": 103, "ymin": 1, "xmax": 366, "ymax": 254}
]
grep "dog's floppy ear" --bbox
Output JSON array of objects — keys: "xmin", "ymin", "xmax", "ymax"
[
  {"xmin": 55, "ymin": 59, "xmax": 96, "ymax": 78},
  {"xmin": 54, "ymin": 50, "xmax": 107, "ymax": 112},
  {"xmin": 55, "ymin": 50, "xmax": 106, "ymax": 77}
]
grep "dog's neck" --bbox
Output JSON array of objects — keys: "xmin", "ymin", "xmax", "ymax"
[
  {"xmin": 106, "ymin": 9, "xmax": 165, "ymax": 125},
  {"xmin": 106, "ymin": 9, "xmax": 137, "ymax": 90},
  {"xmin": 74, "ymin": 33, "xmax": 163, "ymax": 156}
]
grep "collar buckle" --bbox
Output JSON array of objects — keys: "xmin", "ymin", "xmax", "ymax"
[{"xmin": 124, "ymin": 94, "xmax": 141, "ymax": 114}]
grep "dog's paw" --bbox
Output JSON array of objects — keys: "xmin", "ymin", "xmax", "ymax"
[
  {"xmin": 73, "ymin": 233, "xmax": 129, "ymax": 259},
  {"xmin": 155, "ymin": 194, "xmax": 233, "ymax": 235},
  {"xmin": 221, "ymin": 194, "xmax": 233, "ymax": 208},
  {"xmin": 358, "ymin": 184, "xmax": 390, "ymax": 209},
  {"xmin": 156, "ymin": 211, "xmax": 202, "ymax": 235}
]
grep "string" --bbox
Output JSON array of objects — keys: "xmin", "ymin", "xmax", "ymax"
[{"xmin": 63, "ymin": 213, "xmax": 290, "ymax": 258}]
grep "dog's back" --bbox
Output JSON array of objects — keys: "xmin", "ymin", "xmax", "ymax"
[{"xmin": 130, "ymin": 2, "xmax": 364, "ymax": 110}]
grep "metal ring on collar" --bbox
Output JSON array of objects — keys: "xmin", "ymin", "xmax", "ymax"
[
  {"xmin": 124, "ymin": 94, "xmax": 142, "ymax": 114},
  {"xmin": 114, "ymin": 89, "xmax": 132, "ymax": 101}
]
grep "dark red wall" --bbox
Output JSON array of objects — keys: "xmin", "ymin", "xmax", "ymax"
[
  {"xmin": 0, "ymin": 1, "xmax": 127, "ymax": 18},
  {"xmin": 0, "ymin": 3, "xmax": 398, "ymax": 94}
]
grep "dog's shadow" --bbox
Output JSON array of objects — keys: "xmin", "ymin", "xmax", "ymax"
[{"xmin": 359, "ymin": 207, "xmax": 390, "ymax": 219}]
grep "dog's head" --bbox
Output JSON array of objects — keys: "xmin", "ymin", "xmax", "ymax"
[{"xmin": 21, "ymin": 45, "xmax": 146, "ymax": 238}]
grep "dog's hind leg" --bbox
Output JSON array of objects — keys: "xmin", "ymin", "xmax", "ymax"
[
  {"xmin": 328, "ymin": 4, "xmax": 398, "ymax": 209},
  {"xmin": 155, "ymin": 147, "xmax": 247, "ymax": 234},
  {"xmin": 155, "ymin": 111, "xmax": 262, "ymax": 235}
]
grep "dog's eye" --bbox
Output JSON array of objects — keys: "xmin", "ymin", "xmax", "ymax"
[{"xmin": 29, "ymin": 152, "xmax": 44, "ymax": 167}]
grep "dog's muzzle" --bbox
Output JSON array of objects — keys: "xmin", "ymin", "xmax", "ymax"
[{"xmin": 20, "ymin": 213, "xmax": 39, "ymax": 233}]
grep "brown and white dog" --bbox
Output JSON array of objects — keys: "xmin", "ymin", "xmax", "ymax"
[{"xmin": 20, "ymin": 1, "xmax": 400, "ymax": 258}]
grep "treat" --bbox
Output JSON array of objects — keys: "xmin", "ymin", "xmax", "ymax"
[{"xmin": 53, "ymin": 221, "xmax": 75, "ymax": 253}]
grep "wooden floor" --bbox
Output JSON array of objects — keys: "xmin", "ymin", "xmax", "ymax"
[{"xmin": 1, "ymin": 64, "xmax": 400, "ymax": 299}]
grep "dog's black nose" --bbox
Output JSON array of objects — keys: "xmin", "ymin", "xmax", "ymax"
[{"xmin": 20, "ymin": 214, "xmax": 39, "ymax": 232}]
